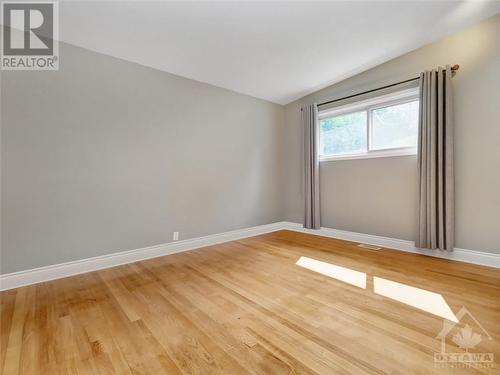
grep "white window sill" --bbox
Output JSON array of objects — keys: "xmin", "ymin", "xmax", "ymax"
[{"xmin": 319, "ymin": 148, "xmax": 417, "ymax": 162}]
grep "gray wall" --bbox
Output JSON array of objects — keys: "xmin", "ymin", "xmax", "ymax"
[
  {"xmin": 283, "ymin": 14, "xmax": 500, "ymax": 253},
  {"xmin": 1, "ymin": 42, "xmax": 285, "ymax": 273},
  {"xmin": 2, "ymin": 15, "xmax": 499, "ymax": 275}
]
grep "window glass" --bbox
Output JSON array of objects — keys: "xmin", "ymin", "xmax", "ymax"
[
  {"xmin": 319, "ymin": 111, "xmax": 367, "ymax": 156},
  {"xmin": 371, "ymin": 100, "xmax": 419, "ymax": 150}
]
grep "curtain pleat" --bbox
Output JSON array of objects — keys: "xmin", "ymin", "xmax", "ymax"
[
  {"xmin": 416, "ymin": 66, "xmax": 454, "ymax": 251},
  {"xmin": 302, "ymin": 104, "xmax": 320, "ymax": 229}
]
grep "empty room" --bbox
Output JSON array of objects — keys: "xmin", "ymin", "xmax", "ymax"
[{"xmin": 1, "ymin": 1, "xmax": 500, "ymax": 374}]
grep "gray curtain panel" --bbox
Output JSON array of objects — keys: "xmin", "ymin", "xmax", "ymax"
[
  {"xmin": 416, "ymin": 66, "xmax": 454, "ymax": 251},
  {"xmin": 302, "ymin": 104, "xmax": 320, "ymax": 229}
]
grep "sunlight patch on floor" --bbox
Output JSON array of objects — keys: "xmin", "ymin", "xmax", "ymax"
[
  {"xmin": 373, "ymin": 276, "xmax": 458, "ymax": 322},
  {"xmin": 296, "ymin": 256, "xmax": 367, "ymax": 289},
  {"xmin": 296, "ymin": 256, "xmax": 458, "ymax": 322}
]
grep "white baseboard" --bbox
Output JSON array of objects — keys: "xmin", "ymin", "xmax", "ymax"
[
  {"xmin": 0, "ymin": 222, "xmax": 287, "ymax": 291},
  {"xmin": 282, "ymin": 222, "xmax": 500, "ymax": 269},
  {"xmin": 1, "ymin": 220, "xmax": 498, "ymax": 291}
]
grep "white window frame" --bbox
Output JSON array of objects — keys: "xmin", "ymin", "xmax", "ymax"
[{"xmin": 318, "ymin": 87, "xmax": 419, "ymax": 162}]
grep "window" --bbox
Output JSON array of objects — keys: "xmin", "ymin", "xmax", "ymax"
[{"xmin": 319, "ymin": 88, "xmax": 419, "ymax": 161}]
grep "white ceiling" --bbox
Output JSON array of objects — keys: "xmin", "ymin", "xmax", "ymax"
[{"xmin": 59, "ymin": 1, "xmax": 500, "ymax": 105}]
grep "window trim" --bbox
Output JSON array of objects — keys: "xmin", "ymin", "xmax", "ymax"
[{"xmin": 318, "ymin": 88, "xmax": 419, "ymax": 162}]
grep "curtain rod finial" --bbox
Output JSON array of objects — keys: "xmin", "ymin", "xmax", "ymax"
[{"xmin": 452, "ymin": 64, "xmax": 459, "ymax": 71}]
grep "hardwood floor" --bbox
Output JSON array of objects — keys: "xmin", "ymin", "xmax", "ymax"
[{"xmin": 1, "ymin": 230, "xmax": 499, "ymax": 374}]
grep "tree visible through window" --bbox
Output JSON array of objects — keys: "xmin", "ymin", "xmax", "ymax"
[
  {"xmin": 319, "ymin": 89, "xmax": 419, "ymax": 159},
  {"xmin": 371, "ymin": 101, "xmax": 419, "ymax": 150},
  {"xmin": 319, "ymin": 111, "xmax": 366, "ymax": 156}
]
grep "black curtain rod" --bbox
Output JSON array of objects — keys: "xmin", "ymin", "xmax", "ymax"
[
  {"xmin": 316, "ymin": 64, "xmax": 460, "ymax": 108},
  {"xmin": 317, "ymin": 77, "xmax": 419, "ymax": 107}
]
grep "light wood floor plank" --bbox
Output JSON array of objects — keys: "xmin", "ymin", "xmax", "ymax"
[{"xmin": 1, "ymin": 230, "xmax": 499, "ymax": 374}]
